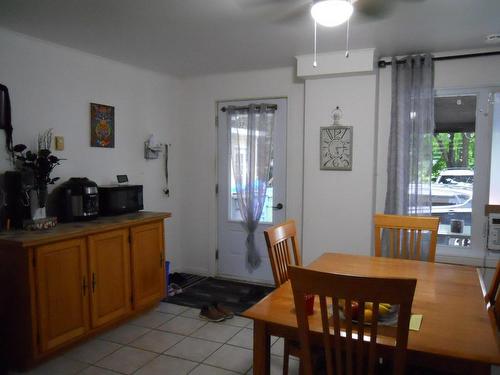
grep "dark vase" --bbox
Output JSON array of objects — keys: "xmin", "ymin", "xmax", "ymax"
[{"xmin": 37, "ymin": 186, "xmax": 48, "ymax": 208}]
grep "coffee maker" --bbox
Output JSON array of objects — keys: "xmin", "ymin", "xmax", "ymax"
[
  {"xmin": 57, "ymin": 177, "xmax": 99, "ymax": 222},
  {"xmin": 4, "ymin": 170, "xmax": 34, "ymax": 229}
]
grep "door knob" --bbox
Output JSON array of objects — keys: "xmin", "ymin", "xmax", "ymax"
[{"xmin": 272, "ymin": 203, "xmax": 284, "ymax": 210}]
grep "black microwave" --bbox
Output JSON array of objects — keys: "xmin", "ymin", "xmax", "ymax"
[{"xmin": 98, "ymin": 185, "xmax": 143, "ymax": 215}]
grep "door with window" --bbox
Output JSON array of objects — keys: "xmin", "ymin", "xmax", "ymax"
[
  {"xmin": 217, "ymin": 98, "xmax": 287, "ymax": 283},
  {"xmin": 431, "ymin": 89, "xmax": 492, "ymax": 255}
]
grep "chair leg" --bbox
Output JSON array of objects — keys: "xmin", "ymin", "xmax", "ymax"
[{"xmin": 283, "ymin": 340, "xmax": 290, "ymax": 375}]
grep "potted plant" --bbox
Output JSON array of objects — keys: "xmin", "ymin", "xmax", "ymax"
[{"xmin": 13, "ymin": 143, "xmax": 61, "ymax": 218}]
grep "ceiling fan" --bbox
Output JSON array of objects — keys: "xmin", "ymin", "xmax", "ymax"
[
  {"xmin": 237, "ymin": 0, "xmax": 419, "ymax": 24},
  {"xmin": 236, "ymin": 0, "xmax": 424, "ymax": 66}
]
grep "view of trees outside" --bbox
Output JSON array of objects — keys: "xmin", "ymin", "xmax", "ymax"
[{"xmin": 432, "ymin": 132, "xmax": 475, "ymax": 180}]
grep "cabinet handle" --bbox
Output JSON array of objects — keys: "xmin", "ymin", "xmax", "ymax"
[
  {"xmin": 82, "ymin": 276, "xmax": 87, "ymax": 296},
  {"xmin": 92, "ymin": 272, "xmax": 96, "ymax": 293}
]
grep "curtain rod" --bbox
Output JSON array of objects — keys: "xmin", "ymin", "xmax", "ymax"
[
  {"xmin": 378, "ymin": 50, "xmax": 500, "ymax": 68},
  {"xmin": 220, "ymin": 104, "xmax": 278, "ymax": 112}
]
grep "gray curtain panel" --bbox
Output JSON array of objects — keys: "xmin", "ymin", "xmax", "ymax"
[
  {"xmin": 383, "ymin": 54, "xmax": 435, "ymax": 258},
  {"xmin": 228, "ymin": 104, "xmax": 275, "ymax": 270}
]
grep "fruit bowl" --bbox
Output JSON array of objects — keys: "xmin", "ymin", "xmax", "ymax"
[{"xmin": 336, "ymin": 300, "xmax": 399, "ymax": 326}]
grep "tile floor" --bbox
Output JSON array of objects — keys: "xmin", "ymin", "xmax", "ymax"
[{"xmin": 10, "ymin": 302, "xmax": 300, "ymax": 375}]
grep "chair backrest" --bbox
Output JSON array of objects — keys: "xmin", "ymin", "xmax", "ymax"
[
  {"xmin": 289, "ymin": 266, "xmax": 416, "ymax": 375},
  {"xmin": 374, "ymin": 213, "xmax": 440, "ymax": 262},
  {"xmin": 264, "ymin": 220, "xmax": 301, "ymax": 287},
  {"xmin": 485, "ymin": 260, "xmax": 500, "ymax": 330}
]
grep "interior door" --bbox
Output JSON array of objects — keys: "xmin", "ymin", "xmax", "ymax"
[
  {"xmin": 88, "ymin": 229, "xmax": 131, "ymax": 328},
  {"xmin": 217, "ymin": 98, "xmax": 287, "ymax": 283},
  {"xmin": 35, "ymin": 238, "xmax": 89, "ymax": 352}
]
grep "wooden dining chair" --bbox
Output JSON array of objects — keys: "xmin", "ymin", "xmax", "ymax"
[
  {"xmin": 484, "ymin": 260, "xmax": 500, "ymax": 331},
  {"xmin": 374, "ymin": 213, "xmax": 440, "ymax": 262},
  {"xmin": 264, "ymin": 219, "xmax": 302, "ymax": 374},
  {"xmin": 289, "ymin": 265, "xmax": 417, "ymax": 375}
]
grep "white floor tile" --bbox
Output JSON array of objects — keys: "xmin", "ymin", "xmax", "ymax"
[
  {"xmin": 203, "ymin": 344, "xmax": 253, "ymax": 374},
  {"xmin": 245, "ymin": 320, "xmax": 254, "ymax": 329},
  {"xmin": 99, "ymin": 324, "xmax": 150, "ymax": 344},
  {"xmin": 245, "ymin": 355, "xmax": 300, "ymax": 375},
  {"xmin": 157, "ymin": 316, "xmax": 207, "ymax": 335},
  {"xmin": 189, "ymin": 364, "xmax": 240, "ymax": 375},
  {"xmin": 64, "ymin": 338, "xmax": 121, "ymax": 364},
  {"xmin": 180, "ymin": 307, "xmax": 203, "ymax": 319},
  {"xmin": 227, "ymin": 328, "xmax": 253, "ymax": 349},
  {"xmin": 191, "ymin": 323, "xmax": 241, "ymax": 343},
  {"xmin": 95, "ymin": 346, "xmax": 157, "ymax": 374},
  {"xmin": 156, "ymin": 302, "xmax": 190, "ymax": 315},
  {"xmin": 130, "ymin": 310, "xmax": 176, "ymax": 328},
  {"xmin": 8, "ymin": 356, "xmax": 87, "ymax": 375},
  {"xmin": 270, "ymin": 337, "xmax": 284, "ymax": 356},
  {"xmin": 134, "ymin": 354, "xmax": 197, "ymax": 375},
  {"xmin": 221, "ymin": 316, "xmax": 252, "ymax": 328},
  {"xmin": 129, "ymin": 330, "xmax": 185, "ymax": 353},
  {"xmin": 78, "ymin": 366, "xmax": 121, "ymax": 375},
  {"xmin": 165, "ymin": 337, "xmax": 222, "ymax": 362}
]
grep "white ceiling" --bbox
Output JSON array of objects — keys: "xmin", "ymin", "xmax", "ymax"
[{"xmin": 0, "ymin": 0, "xmax": 499, "ymax": 77}]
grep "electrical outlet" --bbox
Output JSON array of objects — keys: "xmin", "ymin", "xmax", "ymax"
[{"xmin": 55, "ymin": 136, "xmax": 64, "ymax": 151}]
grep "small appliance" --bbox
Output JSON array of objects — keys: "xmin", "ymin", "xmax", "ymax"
[
  {"xmin": 98, "ymin": 184, "xmax": 143, "ymax": 215},
  {"xmin": 58, "ymin": 177, "xmax": 99, "ymax": 222},
  {"xmin": 488, "ymin": 213, "xmax": 500, "ymax": 251}
]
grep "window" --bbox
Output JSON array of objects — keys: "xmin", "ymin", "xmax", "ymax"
[
  {"xmin": 432, "ymin": 95, "xmax": 475, "ymax": 248},
  {"xmin": 432, "ymin": 89, "xmax": 494, "ymax": 256}
]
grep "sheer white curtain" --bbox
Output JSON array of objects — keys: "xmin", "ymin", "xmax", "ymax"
[
  {"xmin": 384, "ymin": 54, "xmax": 435, "ymax": 257},
  {"xmin": 228, "ymin": 104, "xmax": 275, "ymax": 270}
]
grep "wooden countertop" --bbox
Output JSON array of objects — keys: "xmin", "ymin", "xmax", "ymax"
[{"xmin": 0, "ymin": 211, "xmax": 171, "ymax": 248}]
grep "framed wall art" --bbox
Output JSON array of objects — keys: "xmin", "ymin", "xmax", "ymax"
[{"xmin": 90, "ymin": 103, "xmax": 115, "ymax": 148}]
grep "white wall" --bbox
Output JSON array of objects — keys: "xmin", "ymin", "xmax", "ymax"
[
  {"xmin": 302, "ymin": 74, "xmax": 378, "ymax": 264},
  {"xmin": 178, "ymin": 67, "xmax": 304, "ymax": 275},
  {"xmin": 0, "ymin": 28, "xmax": 183, "ymax": 267}
]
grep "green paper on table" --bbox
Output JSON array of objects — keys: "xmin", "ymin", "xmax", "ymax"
[{"xmin": 410, "ymin": 314, "xmax": 423, "ymax": 331}]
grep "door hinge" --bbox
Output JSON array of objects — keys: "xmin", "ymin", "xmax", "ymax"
[
  {"xmin": 32, "ymin": 255, "xmax": 36, "ymax": 268},
  {"xmin": 128, "ymin": 235, "xmax": 132, "ymax": 245},
  {"xmin": 215, "ymin": 249, "xmax": 219, "ymax": 260},
  {"xmin": 215, "ymin": 115, "xmax": 219, "ymax": 126},
  {"xmin": 130, "ymin": 295, "xmax": 134, "ymax": 305},
  {"xmin": 215, "ymin": 184, "xmax": 219, "ymax": 195}
]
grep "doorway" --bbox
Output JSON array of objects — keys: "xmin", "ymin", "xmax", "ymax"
[{"xmin": 216, "ymin": 98, "xmax": 287, "ymax": 283}]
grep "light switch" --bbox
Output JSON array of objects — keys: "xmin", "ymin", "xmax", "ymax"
[{"xmin": 55, "ymin": 136, "xmax": 64, "ymax": 151}]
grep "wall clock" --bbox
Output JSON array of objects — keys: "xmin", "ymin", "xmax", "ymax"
[{"xmin": 320, "ymin": 125, "xmax": 353, "ymax": 171}]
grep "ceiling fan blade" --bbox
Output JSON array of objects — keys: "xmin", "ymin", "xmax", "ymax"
[
  {"xmin": 353, "ymin": 0, "xmax": 396, "ymax": 18},
  {"xmin": 274, "ymin": 3, "xmax": 311, "ymax": 24}
]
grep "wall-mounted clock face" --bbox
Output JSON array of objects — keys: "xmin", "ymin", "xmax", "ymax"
[{"xmin": 320, "ymin": 126, "xmax": 353, "ymax": 170}]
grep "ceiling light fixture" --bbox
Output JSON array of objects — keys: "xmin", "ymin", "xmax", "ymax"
[{"xmin": 311, "ymin": 0, "xmax": 353, "ymax": 27}]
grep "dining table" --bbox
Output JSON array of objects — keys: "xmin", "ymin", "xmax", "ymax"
[{"xmin": 242, "ymin": 252, "xmax": 500, "ymax": 374}]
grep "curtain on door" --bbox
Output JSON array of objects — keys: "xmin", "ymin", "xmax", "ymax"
[
  {"xmin": 227, "ymin": 104, "xmax": 275, "ymax": 270},
  {"xmin": 384, "ymin": 54, "xmax": 435, "ymax": 256}
]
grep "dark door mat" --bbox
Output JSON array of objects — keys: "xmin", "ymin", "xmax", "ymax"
[
  {"xmin": 164, "ymin": 277, "xmax": 275, "ymax": 315},
  {"xmin": 169, "ymin": 272, "xmax": 207, "ymax": 289}
]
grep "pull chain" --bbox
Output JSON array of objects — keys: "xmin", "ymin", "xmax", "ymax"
[
  {"xmin": 345, "ymin": 17, "xmax": 350, "ymax": 58},
  {"xmin": 313, "ymin": 20, "xmax": 318, "ymax": 67}
]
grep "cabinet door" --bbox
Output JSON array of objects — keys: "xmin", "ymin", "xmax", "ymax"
[
  {"xmin": 88, "ymin": 229, "xmax": 131, "ymax": 328},
  {"xmin": 35, "ymin": 238, "xmax": 89, "ymax": 352},
  {"xmin": 130, "ymin": 221, "xmax": 165, "ymax": 309}
]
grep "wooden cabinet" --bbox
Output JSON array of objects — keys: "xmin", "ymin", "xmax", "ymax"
[
  {"xmin": 88, "ymin": 229, "xmax": 131, "ymax": 328},
  {"xmin": 0, "ymin": 212, "xmax": 170, "ymax": 370},
  {"xmin": 35, "ymin": 238, "xmax": 89, "ymax": 352},
  {"xmin": 131, "ymin": 222, "xmax": 165, "ymax": 310}
]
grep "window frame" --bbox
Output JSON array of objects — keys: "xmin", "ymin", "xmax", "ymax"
[{"xmin": 434, "ymin": 87, "xmax": 495, "ymax": 261}]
